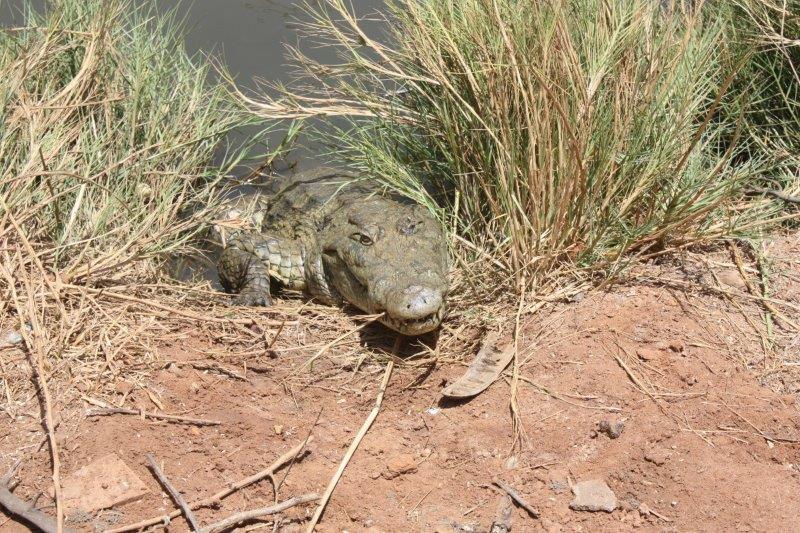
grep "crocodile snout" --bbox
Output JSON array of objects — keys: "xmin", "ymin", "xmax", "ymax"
[{"xmin": 387, "ymin": 285, "xmax": 443, "ymax": 321}]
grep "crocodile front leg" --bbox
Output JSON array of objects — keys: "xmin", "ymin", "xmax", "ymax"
[
  {"xmin": 218, "ymin": 246, "xmax": 273, "ymax": 306},
  {"xmin": 218, "ymin": 231, "xmax": 307, "ymax": 307}
]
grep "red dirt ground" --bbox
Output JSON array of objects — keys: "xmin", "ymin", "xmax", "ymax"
[{"xmin": 2, "ymin": 235, "xmax": 800, "ymax": 532}]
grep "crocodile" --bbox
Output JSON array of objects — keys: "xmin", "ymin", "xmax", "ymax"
[{"xmin": 216, "ymin": 168, "xmax": 449, "ymax": 336}]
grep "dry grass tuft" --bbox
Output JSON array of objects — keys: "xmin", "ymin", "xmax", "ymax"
[
  {"xmin": 0, "ymin": 0, "xmax": 283, "ymax": 398},
  {"xmin": 237, "ymin": 0, "xmax": 800, "ymax": 298}
]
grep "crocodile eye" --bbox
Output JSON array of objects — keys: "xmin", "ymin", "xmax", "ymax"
[{"xmin": 351, "ymin": 232, "xmax": 373, "ymax": 246}]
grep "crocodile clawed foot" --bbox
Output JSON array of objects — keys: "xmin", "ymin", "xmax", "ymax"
[{"xmin": 232, "ymin": 291, "xmax": 273, "ymax": 307}]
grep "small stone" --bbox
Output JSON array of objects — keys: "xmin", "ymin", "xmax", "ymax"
[
  {"xmin": 274, "ymin": 424, "xmax": 284, "ymax": 436},
  {"xmin": 569, "ymin": 479, "xmax": 618, "ymax": 513},
  {"xmin": 4, "ymin": 330, "xmax": 23, "ymax": 345},
  {"xmin": 383, "ymin": 453, "xmax": 417, "ymax": 479},
  {"xmin": 717, "ymin": 270, "xmax": 747, "ymax": 290},
  {"xmin": 504, "ymin": 455, "xmax": 519, "ymax": 470},
  {"xmin": 598, "ymin": 420, "xmax": 624, "ymax": 439}
]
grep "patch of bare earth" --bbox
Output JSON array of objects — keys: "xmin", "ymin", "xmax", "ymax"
[{"xmin": 2, "ymin": 234, "xmax": 800, "ymax": 532}]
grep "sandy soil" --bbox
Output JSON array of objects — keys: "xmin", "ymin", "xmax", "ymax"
[{"xmin": 2, "ymin": 235, "xmax": 800, "ymax": 533}]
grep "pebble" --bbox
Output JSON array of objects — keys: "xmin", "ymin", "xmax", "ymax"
[
  {"xmin": 382, "ymin": 453, "xmax": 417, "ymax": 479},
  {"xmin": 569, "ymin": 479, "xmax": 618, "ymax": 513},
  {"xmin": 4, "ymin": 330, "xmax": 23, "ymax": 345},
  {"xmin": 504, "ymin": 455, "xmax": 519, "ymax": 470},
  {"xmin": 598, "ymin": 420, "xmax": 625, "ymax": 439}
]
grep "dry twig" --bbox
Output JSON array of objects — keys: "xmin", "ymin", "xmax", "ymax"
[
  {"xmin": 491, "ymin": 479, "xmax": 540, "ymax": 519},
  {"xmin": 145, "ymin": 454, "xmax": 201, "ymax": 532},
  {"xmin": 86, "ymin": 408, "xmax": 221, "ymax": 426},
  {"xmin": 199, "ymin": 493, "xmax": 319, "ymax": 533},
  {"xmin": 109, "ymin": 438, "xmax": 313, "ymax": 533}
]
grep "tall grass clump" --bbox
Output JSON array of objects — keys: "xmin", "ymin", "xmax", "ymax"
[
  {"xmin": 1, "ymin": 0, "xmax": 267, "ymax": 282},
  {"xmin": 241, "ymin": 0, "xmax": 784, "ymax": 294},
  {"xmin": 0, "ymin": 0, "xmax": 270, "ymax": 375},
  {"xmin": 715, "ymin": 0, "xmax": 800, "ymax": 173}
]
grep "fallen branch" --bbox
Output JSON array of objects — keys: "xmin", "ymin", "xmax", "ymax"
[
  {"xmin": 86, "ymin": 408, "xmax": 221, "ymax": 426},
  {"xmin": 200, "ymin": 493, "xmax": 319, "ymax": 533},
  {"xmin": 145, "ymin": 454, "xmax": 201, "ymax": 532},
  {"xmin": 305, "ymin": 358, "xmax": 395, "ymax": 533},
  {"xmin": 0, "ymin": 463, "xmax": 76, "ymax": 533},
  {"xmin": 108, "ymin": 437, "xmax": 313, "ymax": 533},
  {"xmin": 491, "ymin": 479, "xmax": 540, "ymax": 519}
]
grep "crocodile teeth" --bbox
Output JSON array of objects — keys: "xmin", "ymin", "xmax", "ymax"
[{"xmin": 382, "ymin": 307, "xmax": 444, "ymax": 336}]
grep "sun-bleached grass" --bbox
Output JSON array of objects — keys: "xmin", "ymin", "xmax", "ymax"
[
  {"xmin": 238, "ymin": 0, "xmax": 799, "ymax": 297},
  {"xmin": 0, "ymin": 0, "xmax": 282, "ymax": 389},
  {"xmin": 717, "ymin": 0, "xmax": 800, "ymax": 177}
]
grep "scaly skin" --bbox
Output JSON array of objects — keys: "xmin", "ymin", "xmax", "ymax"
[{"xmin": 217, "ymin": 168, "xmax": 449, "ymax": 335}]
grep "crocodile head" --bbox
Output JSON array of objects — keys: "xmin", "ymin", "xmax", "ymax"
[{"xmin": 320, "ymin": 197, "xmax": 449, "ymax": 336}]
